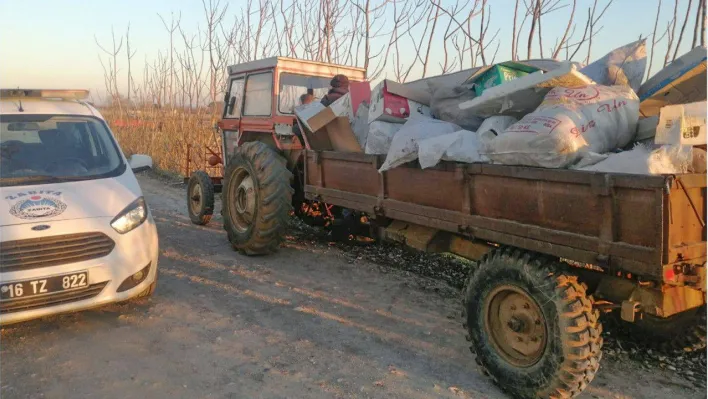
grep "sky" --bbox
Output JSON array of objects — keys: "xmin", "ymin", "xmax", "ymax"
[{"xmin": 0, "ymin": 0, "xmax": 699, "ymax": 102}]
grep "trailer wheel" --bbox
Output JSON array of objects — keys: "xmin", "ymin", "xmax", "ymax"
[
  {"xmin": 222, "ymin": 141, "xmax": 292, "ymax": 255},
  {"xmin": 629, "ymin": 305, "xmax": 706, "ymax": 353},
  {"xmin": 463, "ymin": 247, "xmax": 603, "ymax": 399},
  {"xmin": 187, "ymin": 170, "xmax": 214, "ymax": 225}
]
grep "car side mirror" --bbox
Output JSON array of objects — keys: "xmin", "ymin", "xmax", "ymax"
[{"xmin": 129, "ymin": 154, "xmax": 153, "ymax": 173}]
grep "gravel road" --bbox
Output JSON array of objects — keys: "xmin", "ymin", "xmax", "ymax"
[{"xmin": 1, "ymin": 173, "xmax": 705, "ymax": 399}]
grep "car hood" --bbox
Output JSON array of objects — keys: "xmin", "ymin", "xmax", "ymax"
[{"xmin": 1, "ymin": 171, "xmax": 142, "ymax": 227}]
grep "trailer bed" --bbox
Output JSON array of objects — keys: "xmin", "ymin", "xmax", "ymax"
[{"xmin": 304, "ymin": 150, "xmax": 707, "ymax": 282}]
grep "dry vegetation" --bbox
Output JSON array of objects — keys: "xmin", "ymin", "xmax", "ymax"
[{"xmin": 95, "ymin": 0, "xmax": 706, "ymax": 176}]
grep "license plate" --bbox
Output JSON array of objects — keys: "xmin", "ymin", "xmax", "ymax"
[{"xmin": 0, "ymin": 271, "xmax": 89, "ymax": 301}]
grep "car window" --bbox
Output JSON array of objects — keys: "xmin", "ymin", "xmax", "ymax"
[
  {"xmin": 243, "ymin": 72, "xmax": 273, "ymax": 116},
  {"xmin": 279, "ymin": 73, "xmax": 331, "ymax": 114},
  {"xmin": 224, "ymin": 77, "xmax": 245, "ymax": 118},
  {"xmin": 0, "ymin": 115, "xmax": 125, "ymax": 186}
]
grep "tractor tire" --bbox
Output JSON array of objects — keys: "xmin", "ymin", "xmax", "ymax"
[
  {"xmin": 222, "ymin": 141, "xmax": 293, "ymax": 255},
  {"xmin": 462, "ymin": 247, "xmax": 603, "ymax": 399},
  {"xmin": 627, "ymin": 305, "xmax": 707, "ymax": 353},
  {"xmin": 187, "ymin": 170, "xmax": 215, "ymax": 225}
]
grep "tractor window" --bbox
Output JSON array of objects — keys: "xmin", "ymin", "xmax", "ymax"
[
  {"xmin": 243, "ymin": 72, "xmax": 273, "ymax": 116},
  {"xmin": 278, "ymin": 73, "xmax": 331, "ymax": 114},
  {"xmin": 224, "ymin": 77, "xmax": 244, "ymax": 118}
]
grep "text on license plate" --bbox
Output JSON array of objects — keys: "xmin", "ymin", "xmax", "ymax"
[{"xmin": 0, "ymin": 272, "xmax": 89, "ymax": 301}]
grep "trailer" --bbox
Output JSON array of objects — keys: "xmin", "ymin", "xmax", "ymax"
[
  {"xmin": 197, "ymin": 57, "xmax": 707, "ymax": 399},
  {"xmin": 298, "ymin": 151, "xmax": 707, "ymax": 398}
]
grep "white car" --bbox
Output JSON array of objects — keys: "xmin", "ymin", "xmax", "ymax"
[{"xmin": 0, "ymin": 89, "xmax": 159, "ymax": 325}]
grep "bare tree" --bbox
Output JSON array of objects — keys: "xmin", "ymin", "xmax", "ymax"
[
  {"xmin": 693, "ymin": 0, "xmax": 703, "ymax": 47},
  {"xmin": 527, "ymin": 0, "xmax": 540, "ymax": 59},
  {"xmin": 511, "ymin": 0, "xmax": 519, "ymax": 60},
  {"xmin": 95, "ymin": 27, "xmax": 124, "ymax": 115},
  {"xmin": 664, "ymin": 0, "xmax": 679, "ymax": 67},
  {"xmin": 647, "ymin": 0, "xmax": 668, "ymax": 78},
  {"xmin": 672, "ymin": 0, "xmax": 693, "ymax": 60},
  {"xmin": 349, "ymin": 0, "xmax": 389, "ymax": 77},
  {"xmin": 125, "ymin": 24, "xmax": 137, "ymax": 105},
  {"xmin": 584, "ymin": 0, "xmax": 614, "ymax": 64},
  {"xmin": 702, "ymin": 0, "xmax": 706, "ymax": 46},
  {"xmin": 158, "ymin": 12, "xmax": 181, "ymax": 107},
  {"xmin": 551, "ymin": 0, "xmax": 576, "ymax": 58},
  {"xmin": 201, "ymin": 0, "xmax": 229, "ymax": 105}
]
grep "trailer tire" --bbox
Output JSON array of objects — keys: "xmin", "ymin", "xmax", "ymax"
[
  {"xmin": 187, "ymin": 170, "xmax": 214, "ymax": 225},
  {"xmin": 462, "ymin": 247, "xmax": 603, "ymax": 399},
  {"xmin": 222, "ymin": 142, "xmax": 292, "ymax": 255},
  {"xmin": 629, "ymin": 306, "xmax": 706, "ymax": 353}
]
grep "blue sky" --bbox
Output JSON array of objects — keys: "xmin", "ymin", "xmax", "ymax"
[{"xmin": 0, "ymin": 0, "xmax": 698, "ymax": 100}]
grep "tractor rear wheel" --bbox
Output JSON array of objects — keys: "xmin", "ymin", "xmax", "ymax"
[
  {"xmin": 222, "ymin": 141, "xmax": 292, "ymax": 255},
  {"xmin": 187, "ymin": 170, "xmax": 215, "ymax": 225},
  {"xmin": 463, "ymin": 247, "xmax": 603, "ymax": 399}
]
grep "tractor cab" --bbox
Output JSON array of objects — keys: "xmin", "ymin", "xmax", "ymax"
[
  {"xmin": 185, "ymin": 57, "xmax": 365, "ymax": 226},
  {"xmin": 219, "ymin": 57, "xmax": 365, "ymax": 165}
]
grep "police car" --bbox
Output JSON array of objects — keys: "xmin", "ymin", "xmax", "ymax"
[{"xmin": 0, "ymin": 89, "xmax": 159, "ymax": 324}]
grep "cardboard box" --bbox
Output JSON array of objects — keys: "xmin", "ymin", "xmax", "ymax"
[
  {"xmin": 467, "ymin": 62, "xmax": 540, "ymax": 96},
  {"xmin": 295, "ymin": 81, "xmax": 372, "ymax": 133},
  {"xmin": 368, "ymin": 79, "xmax": 432, "ymax": 124},
  {"xmin": 324, "ymin": 117, "xmax": 363, "ymax": 153},
  {"xmin": 300, "ymin": 116, "xmax": 363, "ymax": 153},
  {"xmin": 638, "ymin": 46, "xmax": 707, "ymax": 117},
  {"xmin": 655, "ymin": 101, "xmax": 707, "ymax": 146}
]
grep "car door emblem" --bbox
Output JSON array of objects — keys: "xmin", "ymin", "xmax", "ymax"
[{"xmin": 31, "ymin": 225, "xmax": 51, "ymax": 231}]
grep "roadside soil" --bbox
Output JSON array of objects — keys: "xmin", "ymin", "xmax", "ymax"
[{"xmin": 1, "ymin": 173, "xmax": 705, "ymax": 399}]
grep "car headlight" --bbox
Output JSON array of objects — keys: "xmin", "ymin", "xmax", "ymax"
[{"xmin": 111, "ymin": 197, "xmax": 148, "ymax": 234}]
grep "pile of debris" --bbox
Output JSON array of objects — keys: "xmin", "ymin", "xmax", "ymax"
[{"xmin": 296, "ymin": 40, "xmax": 707, "ymax": 175}]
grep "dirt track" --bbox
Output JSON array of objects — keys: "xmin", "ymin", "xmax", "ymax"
[{"xmin": 1, "ymin": 173, "xmax": 705, "ymax": 399}]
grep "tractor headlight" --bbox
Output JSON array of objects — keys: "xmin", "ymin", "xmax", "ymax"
[{"xmin": 111, "ymin": 197, "xmax": 148, "ymax": 234}]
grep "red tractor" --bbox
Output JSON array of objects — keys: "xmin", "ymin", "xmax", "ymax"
[{"xmin": 185, "ymin": 57, "xmax": 366, "ymax": 252}]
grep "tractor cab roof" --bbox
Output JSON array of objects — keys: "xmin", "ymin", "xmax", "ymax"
[{"xmin": 227, "ymin": 57, "xmax": 366, "ymax": 81}]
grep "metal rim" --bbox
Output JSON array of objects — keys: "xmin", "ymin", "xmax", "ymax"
[
  {"xmin": 483, "ymin": 284, "xmax": 547, "ymax": 367},
  {"xmin": 189, "ymin": 182, "xmax": 203, "ymax": 215},
  {"xmin": 229, "ymin": 167, "xmax": 256, "ymax": 233}
]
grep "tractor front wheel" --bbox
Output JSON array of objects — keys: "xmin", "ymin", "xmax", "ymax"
[{"xmin": 222, "ymin": 142, "xmax": 292, "ymax": 255}]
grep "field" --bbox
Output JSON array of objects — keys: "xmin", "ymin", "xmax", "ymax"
[{"xmin": 103, "ymin": 107, "xmax": 220, "ymax": 176}]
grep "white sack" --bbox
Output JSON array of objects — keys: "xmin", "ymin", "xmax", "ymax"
[
  {"xmin": 444, "ymin": 131, "xmax": 488, "ymax": 164},
  {"xmin": 483, "ymin": 85, "xmax": 640, "ymax": 168},
  {"xmin": 379, "ymin": 117, "xmax": 461, "ymax": 171},
  {"xmin": 580, "ymin": 39, "xmax": 647, "ymax": 93},
  {"xmin": 580, "ymin": 144, "xmax": 693, "ymax": 175},
  {"xmin": 351, "ymin": 103, "xmax": 370, "ymax": 149},
  {"xmin": 427, "ymin": 83, "xmax": 484, "ymax": 131},
  {"xmin": 365, "ymin": 121, "xmax": 403, "ymax": 155},
  {"xmin": 418, "ymin": 130, "xmax": 488, "ymax": 169},
  {"xmin": 691, "ymin": 147, "xmax": 707, "ymax": 173},
  {"xmin": 477, "ymin": 116, "xmax": 518, "ymax": 141}
]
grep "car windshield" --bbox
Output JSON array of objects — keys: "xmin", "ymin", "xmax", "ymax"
[
  {"xmin": 0, "ymin": 115, "xmax": 125, "ymax": 187},
  {"xmin": 278, "ymin": 73, "xmax": 332, "ymax": 114}
]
